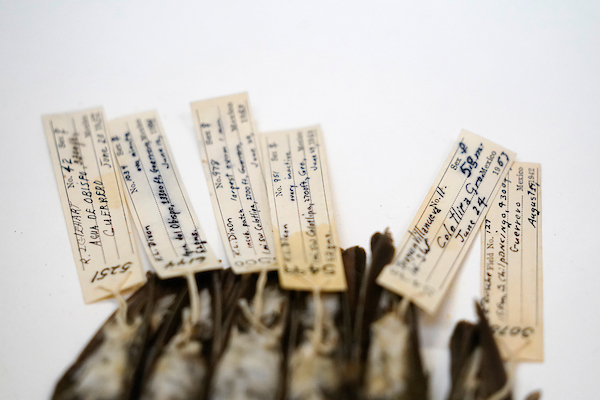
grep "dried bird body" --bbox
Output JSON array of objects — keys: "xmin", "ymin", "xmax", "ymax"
[
  {"xmin": 341, "ymin": 246, "xmax": 367, "ymax": 337},
  {"xmin": 51, "ymin": 231, "xmax": 542, "ymax": 400},
  {"xmin": 353, "ymin": 231, "xmax": 428, "ymax": 400},
  {"xmin": 287, "ymin": 290, "xmax": 345, "ymax": 400},
  {"xmin": 363, "ymin": 293, "xmax": 427, "ymax": 400},
  {"xmin": 210, "ymin": 271, "xmax": 288, "ymax": 400},
  {"xmin": 139, "ymin": 272, "xmax": 216, "ymax": 400},
  {"xmin": 52, "ymin": 274, "xmax": 156, "ymax": 400}
]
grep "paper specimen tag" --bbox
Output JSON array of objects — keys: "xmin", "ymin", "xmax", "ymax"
[
  {"xmin": 191, "ymin": 93, "xmax": 278, "ymax": 273},
  {"xmin": 377, "ymin": 130, "xmax": 515, "ymax": 314},
  {"xmin": 262, "ymin": 126, "xmax": 347, "ymax": 292},
  {"xmin": 481, "ymin": 162, "xmax": 543, "ymax": 361},
  {"xmin": 109, "ymin": 111, "xmax": 221, "ymax": 279},
  {"xmin": 43, "ymin": 108, "xmax": 145, "ymax": 303}
]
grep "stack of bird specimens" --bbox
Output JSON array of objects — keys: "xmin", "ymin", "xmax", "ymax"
[
  {"xmin": 52, "ymin": 232, "xmax": 546, "ymax": 400},
  {"xmin": 45, "ymin": 103, "xmax": 541, "ymax": 399}
]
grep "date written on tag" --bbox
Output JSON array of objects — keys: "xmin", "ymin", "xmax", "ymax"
[
  {"xmin": 481, "ymin": 162, "xmax": 543, "ymax": 362},
  {"xmin": 262, "ymin": 126, "xmax": 347, "ymax": 292},
  {"xmin": 191, "ymin": 93, "xmax": 278, "ymax": 274},
  {"xmin": 377, "ymin": 130, "xmax": 515, "ymax": 315},
  {"xmin": 43, "ymin": 108, "xmax": 145, "ymax": 303},
  {"xmin": 109, "ymin": 111, "xmax": 221, "ymax": 279}
]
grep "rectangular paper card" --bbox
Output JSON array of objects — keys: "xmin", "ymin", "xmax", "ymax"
[
  {"xmin": 262, "ymin": 126, "xmax": 347, "ymax": 291},
  {"xmin": 109, "ymin": 111, "xmax": 221, "ymax": 279},
  {"xmin": 481, "ymin": 162, "xmax": 543, "ymax": 361},
  {"xmin": 43, "ymin": 108, "xmax": 145, "ymax": 303},
  {"xmin": 191, "ymin": 93, "xmax": 278, "ymax": 273},
  {"xmin": 377, "ymin": 130, "xmax": 515, "ymax": 315}
]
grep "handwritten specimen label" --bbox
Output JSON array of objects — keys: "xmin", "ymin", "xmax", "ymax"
[
  {"xmin": 377, "ymin": 130, "xmax": 515, "ymax": 315},
  {"xmin": 481, "ymin": 162, "xmax": 543, "ymax": 361},
  {"xmin": 191, "ymin": 93, "xmax": 278, "ymax": 274},
  {"xmin": 262, "ymin": 126, "xmax": 347, "ymax": 292},
  {"xmin": 109, "ymin": 111, "xmax": 221, "ymax": 279},
  {"xmin": 43, "ymin": 108, "xmax": 145, "ymax": 303}
]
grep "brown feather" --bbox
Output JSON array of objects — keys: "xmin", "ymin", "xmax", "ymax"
[
  {"xmin": 403, "ymin": 303, "xmax": 429, "ymax": 400},
  {"xmin": 342, "ymin": 246, "xmax": 367, "ymax": 323},
  {"xmin": 524, "ymin": 391, "xmax": 541, "ymax": 400},
  {"xmin": 475, "ymin": 302, "xmax": 510, "ymax": 399},
  {"xmin": 447, "ymin": 302, "xmax": 512, "ymax": 400},
  {"xmin": 355, "ymin": 230, "xmax": 395, "ymax": 363}
]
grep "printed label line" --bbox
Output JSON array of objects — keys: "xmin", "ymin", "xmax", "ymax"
[
  {"xmin": 75, "ymin": 117, "xmax": 107, "ymax": 264},
  {"xmin": 394, "ymin": 143, "xmax": 463, "ymax": 262},
  {"xmin": 423, "ymin": 172, "xmax": 472, "ymax": 282},
  {"xmin": 114, "ymin": 130, "xmax": 167, "ymax": 262},
  {"xmin": 141, "ymin": 132, "xmax": 194, "ymax": 255},
  {"xmin": 197, "ymin": 110, "xmax": 239, "ymax": 258},
  {"xmin": 86, "ymin": 117, "xmax": 114, "ymax": 261},
  {"xmin": 287, "ymin": 134, "xmax": 309, "ymax": 263},
  {"xmin": 299, "ymin": 131, "xmax": 321, "ymax": 261},
  {"xmin": 266, "ymin": 138, "xmax": 287, "ymax": 262},
  {"xmin": 416, "ymin": 143, "xmax": 462, "ymax": 227},
  {"xmin": 437, "ymin": 161, "xmax": 509, "ymax": 290},
  {"xmin": 155, "ymin": 131, "xmax": 204, "ymax": 249},
  {"xmin": 51, "ymin": 121, "xmax": 88, "ymax": 270},
  {"xmin": 232, "ymin": 101, "xmax": 271, "ymax": 255},
  {"xmin": 433, "ymin": 158, "xmax": 508, "ymax": 290},
  {"xmin": 217, "ymin": 106, "xmax": 257, "ymax": 255},
  {"xmin": 535, "ymin": 167, "xmax": 540, "ymax": 326},
  {"xmin": 126, "ymin": 122, "xmax": 180, "ymax": 257},
  {"xmin": 311, "ymin": 129, "xmax": 335, "ymax": 261},
  {"xmin": 109, "ymin": 131, "xmax": 135, "ymax": 255},
  {"xmin": 137, "ymin": 123, "xmax": 202, "ymax": 255},
  {"xmin": 97, "ymin": 115, "xmax": 133, "ymax": 257},
  {"xmin": 123, "ymin": 169, "xmax": 158, "ymax": 261},
  {"xmin": 244, "ymin": 99, "xmax": 269, "ymax": 198},
  {"xmin": 521, "ymin": 193, "xmax": 524, "ymax": 325}
]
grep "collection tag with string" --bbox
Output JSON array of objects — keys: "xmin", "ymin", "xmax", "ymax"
[
  {"xmin": 109, "ymin": 111, "xmax": 223, "ymax": 328},
  {"xmin": 261, "ymin": 125, "xmax": 347, "ymax": 358},
  {"xmin": 377, "ymin": 130, "xmax": 516, "ymax": 315},
  {"xmin": 481, "ymin": 162, "xmax": 543, "ymax": 362},
  {"xmin": 260, "ymin": 126, "xmax": 344, "ymax": 352},
  {"xmin": 191, "ymin": 93, "xmax": 278, "ymax": 275},
  {"xmin": 43, "ymin": 108, "xmax": 145, "ymax": 303}
]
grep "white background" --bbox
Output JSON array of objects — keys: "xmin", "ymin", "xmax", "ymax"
[{"xmin": 1, "ymin": 1, "xmax": 598, "ymax": 399}]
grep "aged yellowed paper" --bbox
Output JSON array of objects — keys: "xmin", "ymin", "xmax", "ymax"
[
  {"xmin": 377, "ymin": 130, "xmax": 515, "ymax": 315},
  {"xmin": 191, "ymin": 93, "xmax": 278, "ymax": 274},
  {"xmin": 43, "ymin": 108, "xmax": 145, "ymax": 303},
  {"xmin": 109, "ymin": 111, "xmax": 221, "ymax": 279},
  {"xmin": 481, "ymin": 162, "xmax": 543, "ymax": 362},
  {"xmin": 261, "ymin": 126, "xmax": 347, "ymax": 291}
]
